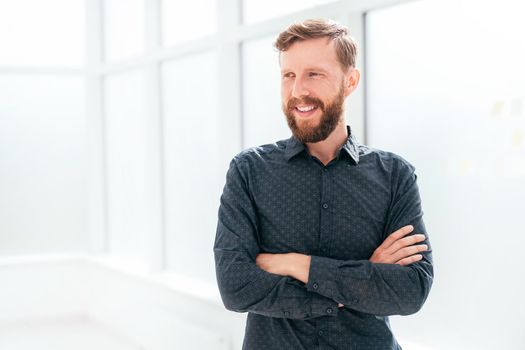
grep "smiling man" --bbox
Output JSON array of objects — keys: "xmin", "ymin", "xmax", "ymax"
[{"xmin": 214, "ymin": 19, "xmax": 433, "ymax": 350}]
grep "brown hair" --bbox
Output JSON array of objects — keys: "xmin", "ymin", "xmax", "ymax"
[{"xmin": 274, "ymin": 18, "xmax": 357, "ymax": 71}]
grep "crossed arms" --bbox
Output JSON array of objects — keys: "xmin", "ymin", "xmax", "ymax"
[
  {"xmin": 214, "ymin": 158, "xmax": 433, "ymax": 319},
  {"xmin": 256, "ymin": 224, "xmax": 428, "ymax": 308}
]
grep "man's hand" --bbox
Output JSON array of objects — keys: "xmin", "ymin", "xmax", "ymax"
[
  {"xmin": 256, "ymin": 253, "xmax": 311, "ymax": 284},
  {"xmin": 255, "ymin": 253, "xmax": 289, "ymax": 276},
  {"xmin": 256, "ymin": 253, "xmax": 345, "ymax": 308},
  {"xmin": 369, "ymin": 225, "xmax": 427, "ymax": 265}
]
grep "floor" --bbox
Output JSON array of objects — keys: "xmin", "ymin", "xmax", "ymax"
[{"xmin": 0, "ymin": 315, "xmax": 141, "ymax": 350}]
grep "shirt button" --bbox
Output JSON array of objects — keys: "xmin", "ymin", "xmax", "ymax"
[
  {"xmin": 326, "ymin": 307, "xmax": 333, "ymax": 314},
  {"xmin": 318, "ymin": 330, "xmax": 324, "ymax": 336},
  {"xmin": 322, "ymin": 203, "xmax": 329, "ymax": 209},
  {"xmin": 312, "ymin": 282, "xmax": 319, "ymax": 289},
  {"xmin": 323, "ymin": 168, "xmax": 328, "ymax": 172}
]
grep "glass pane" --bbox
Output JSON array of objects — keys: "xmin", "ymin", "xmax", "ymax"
[
  {"xmin": 242, "ymin": 35, "xmax": 291, "ymax": 148},
  {"xmin": 104, "ymin": 0, "xmax": 145, "ymax": 62},
  {"xmin": 0, "ymin": 74, "xmax": 87, "ymax": 254},
  {"xmin": 366, "ymin": 1, "xmax": 525, "ymax": 349},
  {"xmin": 243, "ymin": 0, "xmax": 337, "ymax": 24},
  {"xmin": 0, "ymin": 0, "xmax": 85, "ymax": 66},
  {"xmin": 104, "ymin": 69, "xmax": 150, "ymax": 263},
  {"xmin": 162, "ymin": 0, "xmax": 217, "ymax": 46},
  {"xmin": 162, "ymin": 51, "xmax": 220, "ymax": 282}
]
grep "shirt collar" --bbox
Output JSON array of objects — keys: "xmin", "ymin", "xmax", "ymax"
[{"xmin": 284, "ymin": 125, "xmax": 360, "ymax": 164}]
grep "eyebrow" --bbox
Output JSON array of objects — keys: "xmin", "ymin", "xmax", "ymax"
[{"xmin": 281, "ymin": 67, "xmax": 331, "ymax": 75}]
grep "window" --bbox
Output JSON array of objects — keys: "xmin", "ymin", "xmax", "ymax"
[
  {"xmin": 162, "ymin": 51, "xmax": 220, "ymax": 281},
  {"xmin": 0, "ymin": 0, "xmax": 84, "ymax": 66},
  {"xmin": 242, "ymin": 35, "xmax": 291, "ymax": 147},
  {"xmin": 103, "ymin": 0, "xmax": 145, "ymax": 62},
  {"xmin": 105, "ymin": 69, "xmax": 151, "ymax": 263},
  {"xmin": 243, "ymin": 0, "xmax": 338, "ymax": 24},
  {"xmin": 0, "ymin": 74, "xmax": 86, "ymax": 253},
  {"xmin": 162, "ymin": 0, "xmax": 217, "ymax": 47}
]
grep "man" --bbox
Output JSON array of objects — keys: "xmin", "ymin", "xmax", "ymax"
[{"xmin": 214, "ymin": 18, "xmax": 433, "ymax": 350}]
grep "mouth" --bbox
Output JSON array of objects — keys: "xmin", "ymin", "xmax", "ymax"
[{"xmin": 293, "ymin": 105, "xmax": 319, "ymax": 118}]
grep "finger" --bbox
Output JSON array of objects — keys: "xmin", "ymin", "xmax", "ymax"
[
  {"xmin": 396, "ymin": 254, "xmax": 423, "ymax": 266},
  {"xmin": 391, "ymin": 244, "xmax": 428, "ymax": 263},
  {"xmin": 380, "ymin": 225, "xmax": 414, "ymax": 250},
  {"xmin": 386, "ymin": 234, "xmax": 426, "ymax": 254}
]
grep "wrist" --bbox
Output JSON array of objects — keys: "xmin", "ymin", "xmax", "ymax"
[{"xmin": 288, "ymin": 253, "xmax": 311, "ymax": 283}]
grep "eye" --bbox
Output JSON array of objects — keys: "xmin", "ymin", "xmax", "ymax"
[
  {"xmin": 308, "ymin": 72, "xmax": 321, "ymax": 78},
  {"xmin": 282, "ymin": 72, "xmax": 295, "ymax": 79}
]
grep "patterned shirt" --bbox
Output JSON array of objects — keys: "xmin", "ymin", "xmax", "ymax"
[{"xmin": 214, "ymin": 126, "xmax": 433, "ymax": 350}]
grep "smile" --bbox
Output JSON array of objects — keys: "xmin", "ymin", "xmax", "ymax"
[
  {"xmin": 294, "ymin": 105, "xmax": 318, "ymax": 117},
  {"xmin": 296, "ymin": 105, "xmax": 316, "ymax": 112}
]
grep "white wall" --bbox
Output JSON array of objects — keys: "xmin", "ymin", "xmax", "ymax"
[{"xmin": 366, "ymin": 1, "xmax": 525, "ymax": 349}]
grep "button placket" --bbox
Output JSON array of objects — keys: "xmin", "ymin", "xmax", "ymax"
[{"xmin": 318, "ymin": 160, "xmax": 332, "ymax": 257}]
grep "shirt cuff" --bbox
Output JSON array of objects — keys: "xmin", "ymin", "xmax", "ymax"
[
  {"xmin": 306, "ymin": 255, "xmax": 340, "ymax": 296},
  {"xmin": 306, "ymin": 255, "xmax": 359, "ymax": 307},
  {"xmin": 278, "ymin": 294, "xmax": 338, "ymax": 319}
]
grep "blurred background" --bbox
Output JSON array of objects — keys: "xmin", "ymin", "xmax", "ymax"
[{"xmin": 0, "ymin": 0, "xmax": 524, "ymax": 349}]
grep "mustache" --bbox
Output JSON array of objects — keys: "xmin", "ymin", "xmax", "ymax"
[{"xmin": 287, "ymin": 96, "xmax": 325, "ymax": 112}]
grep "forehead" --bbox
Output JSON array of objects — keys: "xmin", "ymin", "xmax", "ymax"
[{"xmin": 279, "ymin": 37, "xmax": 340, "ymax": 72}]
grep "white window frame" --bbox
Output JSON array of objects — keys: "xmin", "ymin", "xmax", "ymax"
[{"xmin": 85, "ymin": 0, "xmax": 417, "ymax": 272}]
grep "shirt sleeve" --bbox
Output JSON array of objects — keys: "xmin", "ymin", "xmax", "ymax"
[
  {"xmin": 214, "ymin": 158, "xmax": 339, "ymax": 320},
  {"xmin": 305, "ymin": 157, "xmax": 434, "ymax": 316}
]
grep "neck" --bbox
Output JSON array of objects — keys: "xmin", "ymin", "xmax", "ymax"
[{"xmin": 305, "ymin": 121, "xmax": 348, "ymax": 166}]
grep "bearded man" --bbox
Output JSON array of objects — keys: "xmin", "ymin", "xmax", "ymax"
[{"xmin": 214, "ymin": 18, "xmax": 433, "ymax": 350}]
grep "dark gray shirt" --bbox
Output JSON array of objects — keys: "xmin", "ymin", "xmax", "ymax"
[{"xmin": 214, "ymin": 126, "xmax": 433, "ymax": 350}]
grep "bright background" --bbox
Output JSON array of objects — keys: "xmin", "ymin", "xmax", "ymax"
[{"xmin": 0, "ymin": 0, "xmax": 524, "ymax": 349}]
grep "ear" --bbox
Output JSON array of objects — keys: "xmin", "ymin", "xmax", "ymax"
[{"xmin": 343, "ymin": 68, "xmax": 360, "ymax": 97}]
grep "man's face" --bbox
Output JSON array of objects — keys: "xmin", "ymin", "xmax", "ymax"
[{"xmin": 280, "ymin": 37, "xmax": 355, "ymax": 143}]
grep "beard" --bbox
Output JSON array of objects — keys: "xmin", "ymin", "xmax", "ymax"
[{"xmin": 283, "ymin": 84, "xmax": 345, "ymax": 143}]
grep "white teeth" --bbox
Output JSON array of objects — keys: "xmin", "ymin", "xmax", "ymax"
[{"xmin": 297, "ymin": 105, "xmax": 315, "ymax": 112}]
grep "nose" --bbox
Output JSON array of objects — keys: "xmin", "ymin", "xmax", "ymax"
[{"xmin": 291, "ymin": 77, "xmax": 309, "ymax": 99}]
